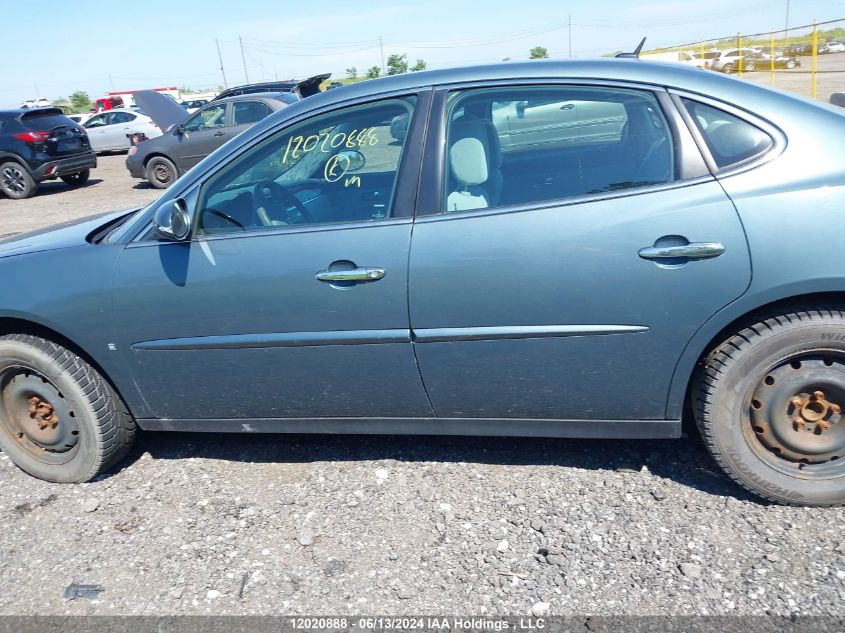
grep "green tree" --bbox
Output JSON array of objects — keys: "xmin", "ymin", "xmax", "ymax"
[
  {"xmin": 410, "ymin": 59, "xmax": 427, "ymax": 72},
  {"xmin": 386, "ymin": 53, "xmax": 408, "ymax": 75},
  {"xmin": 69, "ymin": 90, "xmax": 92, "ymax": 113},
  {"xmin": 529, "ymin": 46, "xmax": 549, "ymax": 59},
  {"xmin": 365, "ymin": 66, "xmax": 381, "ymax": 79},
  {"xmin": 345, "ymin": 67, "xmax": 358, "ymax": 79}
]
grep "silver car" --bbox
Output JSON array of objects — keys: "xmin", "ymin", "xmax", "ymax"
[{"xmin": 82, "ymin": 108, "xmax": 162, "ymax": 153}]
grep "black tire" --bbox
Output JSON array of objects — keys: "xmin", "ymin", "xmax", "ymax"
[
  {"xmin": 0, "ymin": 334, "xmax": 135, "ymax": 483},
  {"xmin": 722, "ymin": 63, "xmax": 735, "ymax": 74},
  {"xmin": 786, "ymin": 59, "xmax": 797, "ymax": 69},
  {"xmin": 60, "ymin": 169, "xmax": 90, "ymax": 186},
  {"xmin": 0, "ymin": 161, "xmax": 36, "ymax": 199},
  {"xmin": 695, "ymin": 308, "xmax": 845, "ymax": 506},
  {"xmin": 145, "ymin": 156, "xmax": 178, "ymax": 189}
]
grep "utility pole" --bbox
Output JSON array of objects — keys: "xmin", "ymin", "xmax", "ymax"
[
  {"xmin": 216, "ymin": 39, "xmax": 228, "ymax": 88},
  {"xmin": 108, "ymin": 74, "xmax": 115, "ymax": 90},
  {"xmin": 379, "ymin": 35, "xmax": 385, "ymax": 75},
  {"xmin": 239, "ymin": 35, "xmax": 250, "ymax": 84},
  {"xmin": 783, "ymin": 0, "xmax": 790, "ymax": 45},
  {"xmin": 568, "ymin": 15, "xmax": 572, "ymax": 58}
]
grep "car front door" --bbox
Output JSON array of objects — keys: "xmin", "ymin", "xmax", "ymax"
[
  {"xmin": 110, "ymin": 93, "xmax": 433, "ymax": 423},
  {"xmin": 82, "ymin": 113, "xmax": 112, "ymax": 151},
  {"xmin": 170, "ymin": 103, "xmax": 229, "ymax": 172},
  {"xmin": 409, "ymin": 84, "xmax": 752, "ymax": 424}
]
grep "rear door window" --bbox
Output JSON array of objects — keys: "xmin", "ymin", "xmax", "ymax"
[
  {"xmin": 681, "ymin": 99, "xmax": 773, "ymax": 169},
  {"xmin": 442, "ymin": 85, "xmax": 675, "ymax": 212},
  {"xmin": 233, "ymin": 101, "xmax": 273, "ymax": 126}
]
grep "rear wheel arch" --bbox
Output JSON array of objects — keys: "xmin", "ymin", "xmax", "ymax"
[{"xmin": 669, "ymin": 290, "xmax": 845, "ymax": 419}]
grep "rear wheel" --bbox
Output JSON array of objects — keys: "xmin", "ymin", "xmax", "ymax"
[
  {"xmin": 60, "ymin": 169, "xmax": 90, "ymax": 186},
  {"xmin": 145, "ymin": 156, "xmax": 178, "ymax": 189},
  {"xmin": 0, "ymin": 161, "xmax": 36, "ymax": 199},
  {"xmin": 695, "ymin": 308, "xmax": 845, "ymax": 505},
  {"xmin": 0, "ymin": 334, "xmax": 135, "ymax": 483},
  {"xmin": 722, "ymin": 63, "xmax": 736, "ymax": 73},
  {"xmin": 786, "ymin": 59, "xmax": 797, "ymax": 69}
]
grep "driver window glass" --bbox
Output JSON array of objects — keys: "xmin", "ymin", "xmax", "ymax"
[
  {"xmin": 184, "ymin": 105, "xmax": 226, "ymax": 132},
  {"xmin": 195, "ymin": 96, "xmax": 417, "ymax": 236},
  {"xmin": 443, "ymin": 86, "xmax": 675, "ymax": 213}
]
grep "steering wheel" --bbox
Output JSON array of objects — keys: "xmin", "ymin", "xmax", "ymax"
[{"xmin": 252, "ymin": 179, "xmax": 314, "ymax": 226}]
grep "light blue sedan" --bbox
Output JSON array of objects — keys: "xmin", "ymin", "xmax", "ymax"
[{"xmin": 1, "ymin": 59, "xmax": 844, "ymax": 505}]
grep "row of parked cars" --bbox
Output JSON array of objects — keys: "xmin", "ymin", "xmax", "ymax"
[
  {"xmin": 0, "ymin": 75, "xmax": 328, "ymax": 199},
  {"xmin": 650, "ymin": 40, "xmax": 844, "ymax": 74}
]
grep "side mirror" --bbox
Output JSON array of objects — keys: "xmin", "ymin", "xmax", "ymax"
[
  {"xmin": 337, "ymin": 149, "xmax": 366, "ymax": 172},
  {"xmin": 153, "ymin": 199, "xmax": 191, "ymax": 241}
]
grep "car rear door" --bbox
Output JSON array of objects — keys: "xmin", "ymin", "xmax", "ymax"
[
  {"xmin": 408, "ymin": 83, "xmax": 751, "ymax": 426},
  {"xmin": 110, "ymin": 92, "xmax": 433, "ymax": 423}
]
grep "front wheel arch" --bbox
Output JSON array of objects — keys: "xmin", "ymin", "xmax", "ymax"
[{"xmin": 0, "ymin": 317, "xmax": 134, "ymax": 419}]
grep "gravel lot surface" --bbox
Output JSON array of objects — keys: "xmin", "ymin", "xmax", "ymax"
[
  {"xmin": 1, "ymin": 84, "xmax": 845, "ymax": 619},
  {"xmin": 2, "ymin": 431, "xmax": 845, "ymax": 617}
]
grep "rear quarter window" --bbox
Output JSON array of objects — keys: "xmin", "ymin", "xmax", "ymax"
[{"xmin": 682, "ymin": 99, "xmax": 773, "ymax": 169}]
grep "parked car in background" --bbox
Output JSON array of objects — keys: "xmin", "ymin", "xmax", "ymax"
[
  {"xmin": 785, "ymin": 43, "xmax": 813, "ymax": 57},
  {"xmin": 742, "ymin": 52, "xmax": 801, "ymax": 73},
  {"xmin": 127, "ymin": 91, "xmax": 295, "ymax": 188},
  {"xmin": 710, "ymin": 48, "xmax": 761, "ymax": 72},
  {"xmin": 19, "ymin": 98, "xmax": 52, "ymax": 109},
  {"xmin": 640, "ymin": 50, "xmax": 701, "ymax": 67},
  {"xmin": 0, "ymin": 107, "xmax": 95, "ymax": 199},
  {"xmin": 691, "ymin": 50, "xmax": 720, "ymax": 69},
  {"xmin": 65, "ymin": 112, "xmax": 93, "ymax": 125},
  {"xmin": 180, "ymin": 99, "xmax": 209, "ymax": 113},
  {"xmin": 3, "ymin": 60, "xmax": 845, "ymax": 506},
  {"xmin": 820, "ymin": 41, "xmax": 845, "ymax": 54},
  {"xmin": 83, "ymin": 108, "xmax": 162, "ymax": 153},
  {"xmin": 211, "ymin": 74, "xmax": 330, "ymax": 101}
]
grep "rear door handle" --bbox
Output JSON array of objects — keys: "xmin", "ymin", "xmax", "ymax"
[
  {"xmin": 316, "ymin": 267, "xmax": 385, "ymax": 282},
  {"xmin": 638, "ymin": 242, "xmax": 725, "ymax": 261}
]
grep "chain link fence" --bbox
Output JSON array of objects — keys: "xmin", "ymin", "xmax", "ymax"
[{"xmin": 641, "ymin": 18, "xmax": 845, "ymax": 103}]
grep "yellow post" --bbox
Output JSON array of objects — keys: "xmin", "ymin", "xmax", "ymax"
[
  {"xmin": 770, "ymin": 32, "xmax": 775, "ymax": 84},
  {"xmin": 812, "ymin": 20, "xmax": 818, "ymax": 99},
  {"xmin": 700, "ymin": 40, "xmax": 705, "ymax": 69},
  {"xmin": 737, "ymin": 33, "xmax": 743, "ymax": 77}
]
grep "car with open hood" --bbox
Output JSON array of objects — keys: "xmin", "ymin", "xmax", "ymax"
[
  {"xmin": 3, "ymin": 59, "xmax": 845, "ymax": 507},
  {"xmin": 126, "ymin": 90, "xmax": 296, "ymax": 188}
]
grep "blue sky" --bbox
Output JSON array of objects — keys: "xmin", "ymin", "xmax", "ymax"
[{"xmin": 1, "ymin": 0, "xmax": 843, "ymax": 107}]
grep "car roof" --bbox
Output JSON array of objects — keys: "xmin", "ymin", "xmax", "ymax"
[{"xmin": 208, "ymin": 91, "xmax": 296, "ymax": 104}]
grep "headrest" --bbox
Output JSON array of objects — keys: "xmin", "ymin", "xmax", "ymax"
[{"xmin": 449, "ymin": 137, "xmax": 488, "ymax": 186}]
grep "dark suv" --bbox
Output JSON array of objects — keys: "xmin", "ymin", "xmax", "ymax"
[{"xmin": 0, "ymin": 108, "xmax": 96, "ymax": 199}]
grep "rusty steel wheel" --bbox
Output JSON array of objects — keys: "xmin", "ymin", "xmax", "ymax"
[
  {"xmin": 0, "ymin": 334, "xmax": 135, "ymax": 483},
  {"xmin": 0, "ymin": 367, "xmax": 80, "ymax": 466},
  {"xmin": 748, "ymin": 355, "xmax": 845, "ymax": 477},
  {"xmin": 695, "ymin": 308, "xmax": 845, "ymax": 506}
]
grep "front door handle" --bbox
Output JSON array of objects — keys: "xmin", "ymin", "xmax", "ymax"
[
  {"xmin": 315, "ymin": 267, "xmax": 385, "ymax": 283},
  {"xmin": 638, "ymin": 242, "xmax": 725, "ymax": 261},
  {"xmin": 213, "ymin": 131, "xmax": 225, "ymax": 137}
]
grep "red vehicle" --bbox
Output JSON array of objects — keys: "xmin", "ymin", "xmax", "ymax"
[{"xmin": 93, "ymin": 96, "xmax": 124, "ymax": 112}]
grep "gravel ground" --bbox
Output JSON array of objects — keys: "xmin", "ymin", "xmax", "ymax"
[
  {"xmin": 1, "ymin": 432, "xmax": 844, "ymax": 616},
  {"xmin": 1, "ymin": 86, "xmax": 845, "ymax": 619}
]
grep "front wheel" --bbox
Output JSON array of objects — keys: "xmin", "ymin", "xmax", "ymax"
[
  {"xmin": 145, "ymin": 156, "xmax": 178, "ymax": 189},
  {"xmin": 0, "ymin": 334, "xmax": 135, "ymax": 483},
  {"xmin": 695, "ymin": 308, "xmax": 845, "ymax": 505},
  {"xmin": 721, "ymin": 63, "xmax": 735, "ymax": 73},
  {"xmin": 60, "ymin": 169, "xmax": 90, "ymax": 186}
]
